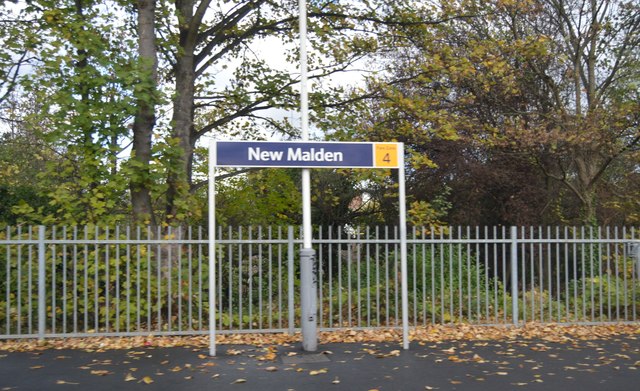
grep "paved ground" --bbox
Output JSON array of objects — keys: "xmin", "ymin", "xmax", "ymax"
[{"xmin": 1, "ymin": 336, "xmax": 639, "ymax": 390}]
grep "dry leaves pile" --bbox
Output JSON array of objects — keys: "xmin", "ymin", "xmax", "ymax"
[{"xmin": 0, "ymin": 323, "xmax": 637, "ymax": 352}]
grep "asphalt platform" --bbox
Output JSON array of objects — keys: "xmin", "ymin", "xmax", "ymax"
[{"xmin": 1, "ymin": 336, "xmax": 639, "ymax": 390}]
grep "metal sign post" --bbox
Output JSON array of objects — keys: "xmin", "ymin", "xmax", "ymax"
[{"xmin": 208, "ymin": 140, "xmax": 408, "ymax": 355}]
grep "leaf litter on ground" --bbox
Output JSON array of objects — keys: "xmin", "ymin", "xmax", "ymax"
[{"xmin": 0, "ymin": 324, "xmax": 637, "ymax": 352}]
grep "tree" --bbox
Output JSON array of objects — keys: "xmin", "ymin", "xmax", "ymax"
[{"xmin": 349, "ymin": 0, "xmax": 639, "ymax": 225}]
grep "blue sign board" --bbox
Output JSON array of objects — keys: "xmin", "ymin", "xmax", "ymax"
[{"xmin": 214, "ymin": 141, "xmax": 398, "ymax": 168}]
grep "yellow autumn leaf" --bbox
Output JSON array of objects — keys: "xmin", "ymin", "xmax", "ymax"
[
  {"xmin": 141, "ymin": 376, "xmax": 154, "ymax": 384},
  {"xmin": 124, "ymin": 373, "xmax": 136, "ymax": 382}
]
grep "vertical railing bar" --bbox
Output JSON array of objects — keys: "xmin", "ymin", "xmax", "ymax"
[
  {"xmin": 177, "ymin": 227, "xmax": 183, "ymax": 332},
  {"xmin": 529, "ymin": 226, "xmax": 535, "ymax": 323},
  {"xmin": 376, "ymin": 226, "xmax": 381, "ymax": 326},
  {"xmin": 287, "ymin": 226, "xmax": 294, "ymax": 334},
  {"xmin": 449, "ymin": 227, "xmax": 454, "ymax": 324},
  {"xmin": 248, "ymin": 226, "xmax": 253, "ymax": 330},
  {"xmin": 394, "ymin": 226, "xmax": 399, "ymax": 326},
  {"xmin": 545, "ymin": 226, "xmax": 551, "ymax": 322},
  {"xmin": 198, "ymin": 226, "xmax": 204, "ymax": 331},
  {"xmin": 366, "ymin": 226, "xmax": 372, "ymax": 327},
  {"xmin": 328, "ymin": 226, "xmax": 334, "ymax": 328},
  {"xmin": 146, "ymin": 226, "xmax": 152, "ymax": 331},
  {"xmin": 38, "ymin": 226, "xmax": 46, "ymax": 341},
  {"xmin": 238, "ymin": 226, "xmax": 243, "ymax": 331},
  {"xmin": 115, "ymin": 226, "xmax": 120, "ymax": 333},
  {"xmin": 597, "ymin": 226, "xmax": 603, "ymax": 321},
  {"xmin": 72, "ymin": 226, "xmax": 78, "ymax": 334},
  {"xmin": 357, "ymin": 227, "xmax": 362, "ymax": 328},
  {"xmin": 338, "ymin": 226, "xmax": 343, "ymax": 326},
  {"xmin": 520, "ymin": 226, "xmax": 526, "ymax": 324},
  {"xmin": 571, "ymin": 226, "xmax": 577, "ymax": 322},
  {"xmin": 421, "ymin": 228, "xmax": 427, "ymax": 326},
  {"xmin": 347, "ymin": 228, "xmax": 352, "ymax": 327},
  {"xmin": 606, "ymin": 226, "xmax": 611, "ymax": 320},
  {"xmin": 216, "ymin": 226, "xmax": 224, "ymax": 330},
  {"xmin": 217, "ymin": 226, "xmax": 223, "ymax": 331},
  {"xmin": 385, "ymin": 226, "xmax": 390, "ymax": 326},
  {"xmin": 538, "ymin": 226, "xmax": 543, "ymax": 322},
  {"xmin": 83, "ymin": 227, "xmax": 89, "ymax": 333},
  {"xmin": 589, "ymin": 226, "xmax": 595, "ymax": 322},
  {"xmin": 156, "ymin": 226, "xmax": 162, "ymax": 332},
  {"xmin": 458, "ymin": 226, "xmax": 463, "ymax": 321},
  {"xmin": 440, "ymin": 228, "xmax": 445, "ymax": 324},
  {"xmin": 268, "ymin": 226, "xmax": 273, "ymax": 330},
  {"xmin": 51, "ymin": 226, "xmax": 57, "ymax": 334},
  {"xmin": 125, "ymin": 226, "xmax": 131, "ymax": 333},
  {"xmin": 135, "ymin": 227, "xmax": 141, "ymax": 332},
  {"xmin": 484, "ymin": 226, "xmax": 489, "ymax": 322},
  {"xmin": 6, "ymin": 226, "xmax": 12, "ymax": 335},
  {"xmin": 510, "ymin": 226, "xmax": 518, "ymax": 327},
  {"xmin": 431, "ymin": 228, "xmax": 435, "ymax": 325},
  {"xmin": 13, "ymin": 226, "xmax": 21, "ymax": 335},
  {"xmin": 105, "ymin": 226, "xmax": 111, "ymax": 333},
  {"xmin": 614, "ymin": 227, "xmax": 620, "ymax": 321},
  {"xmin": 28, "ymin": 226, "xmax": 34, "ymax": 335},
  {"xmin": 416, "ymin": 226, "xmax": 424, "ymax": 326},
  {"xmin": 175, "ymin": 225, "xmax": 184, "ymax": 331},
  {"xmin": 318, "ymin": 226, "xmax": 323, "ymax": 328},
  {"xmin": 167, "ymin": 226, "xmax": 173, "ymax": 331},
  {"xmin": 456, "ymin": 225, "xmax": 465, "ymax": 320},
  {"xmin": 492, "ymin": 226, "xmax": 498, "ymax": 323},
  {"xmin": 228, "ymin": 226, "xmax": 233, "ymax": 330},
  {"xmin": 468, "ymin": 226, "xmax": 474, "ymax": 323},
  {"xmin": 500, "ymin": 226, "xmax": 506, "ymax": 324},
  {"xmin": 258, "ymin": 226, "xmax": 263, "ymax": 330},
  {"xmin": 277, "ymin": 226, "xmax": 283, "ymax": 330},
  {"xmin": 580, "ymin": 226, "xmax": 586, "ymax": 321},
  {"xmin": 622, "ymin": 227, "xmax": 628, "ymax": 321},
  {"xmin": 632, "ymin": 227, "xmax": 637, "ymax": 321},
  {"xmin": 187, "ymin": 226, "xmax": 192, "ymax": 331},
  {"xmin": 411, "ymin": 227, "xmax": 417, "ymax": 326},
  {"xmin": 563, "ymin": 226, "xmax": 569, "ymax": 322},
  {"xmin": 16, "ymin": 226, "xmax": 23, "ymax": 335},
  {"xmin": 474, "ymin": 226, "xmax": 480, "ymax": 323}
]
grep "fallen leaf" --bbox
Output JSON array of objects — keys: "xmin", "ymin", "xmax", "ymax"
[
  {"xmin": 265, "ymin": 366, "xmax": 278, "ymax": 372},
  {"xmin": 56, "ymin": 380, "xmax": 79, "ymax": 385},
  {"xmin": 30, "ymin": 365, "xmax": 44, "ymax": 370},
  {"xmin": 90, "ymin": 370, "xmax": 112, "ymax": 376},
  {"xmin": 124, "ymin": 373, "xmax": 136, "ymax": 382},
  {"xmin": 309, "ymin": 369, "xmax": 328, "ymax": 376},
  {"xmin": 332, "ymin": 377, "xmax": 340, "ymax": 384},
  {"xmin": 141, "ymin": 376, "xmax": 154, "ymax": 384},
  {"xmin": 231, "ymin": 379, "xmax": 247, "ymax": 384}
]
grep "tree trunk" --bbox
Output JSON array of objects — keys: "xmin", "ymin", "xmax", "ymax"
[
  {"xmin": 130, "ymin": 0, "xmax": 158, "ymax": 225},
  {"xmin": 165, "ymin": 0, "xmax": 197, "ymax": 222}
]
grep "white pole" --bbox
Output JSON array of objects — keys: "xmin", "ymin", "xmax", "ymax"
[
  {"xmin": 299, "ymin": 0, "xmax": 317, "ymax": 351},
  {"xmin": 208, "ymin": 141, "xmax": 217, "ymax": 356},
  {"xmin": 398, "ymin": 143, "xmax": 409, "ymax": 350}
]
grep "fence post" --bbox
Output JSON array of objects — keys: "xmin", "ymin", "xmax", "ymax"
[
  {"xmin": 288, "ymin": 226, "xmax": 295, "ymax": 335},
  {"xmin": 510, "ymin": 226, "xmax": 519, "ymax": 327},
  {"xmin": 37, "ymin": 225, "xmax": 46, "ymax": 341}
]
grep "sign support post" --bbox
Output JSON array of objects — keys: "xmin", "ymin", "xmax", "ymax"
[
  {"xmin": 208, "ymin": 140, "xmax": 409, "ymax": 356},
  {"xmin": 208, "ymin": 142, "xmax": 216, "ymax": 356},
  {"xmin": 298, "ymin": 0, "xmax": 317, "ymax": 352}
]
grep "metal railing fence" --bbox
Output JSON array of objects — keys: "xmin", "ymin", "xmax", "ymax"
[{"xmin": 1, "ymin": 225, "xmax": 638, "ymax": 339}]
